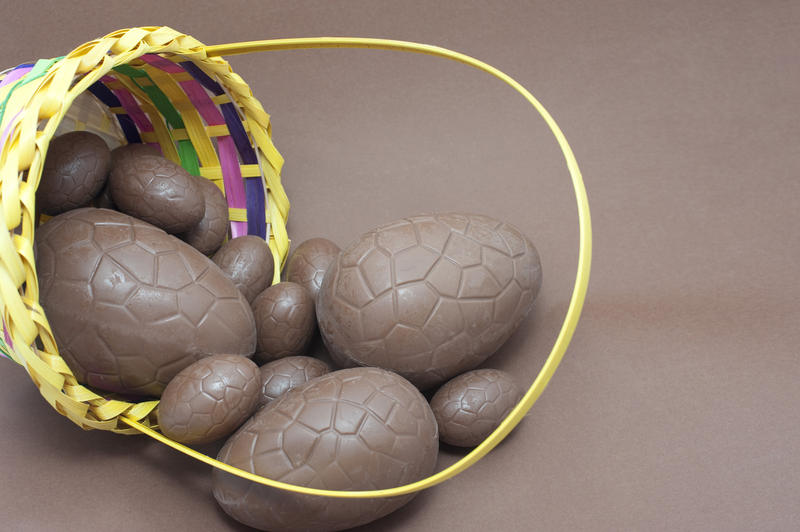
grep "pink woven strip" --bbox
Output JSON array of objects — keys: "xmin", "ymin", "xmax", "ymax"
[
  {"xmin": 101, "ymin": 75, "xmax": 155, "ymax": 134},
  {"xmin": 140, "ymin": 55, "xmax": 248, "ymax": 237}
]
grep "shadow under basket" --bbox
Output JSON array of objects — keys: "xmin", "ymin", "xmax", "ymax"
[{"xmin": 0, "ymin": 26, "xmax": 591, "ymax": 500}]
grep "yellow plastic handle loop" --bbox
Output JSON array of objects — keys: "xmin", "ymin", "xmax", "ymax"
[{"xmin": 122, "ymin": 36, "xmax": 592, "ymax": 499}]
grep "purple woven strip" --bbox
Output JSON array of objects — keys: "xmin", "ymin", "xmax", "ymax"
[
  {"xmin": 102, "ymin": 75, "xmax": 156, "ymax": 137},
  {"xmin": 0, "ymin": 65, "xmax": 33, "ymax": 88},
  {"xmin": 0, "ymin": 109, "xmax": 23, "ymax": 153},
  {"xmin": 179, "ymin": 62, "xmax": 259, "ymax": 166}
]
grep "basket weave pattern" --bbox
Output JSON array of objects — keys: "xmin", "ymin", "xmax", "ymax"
[{"xmin": 0, "ymin": 26, "xmax": 289, "ymax": 433}]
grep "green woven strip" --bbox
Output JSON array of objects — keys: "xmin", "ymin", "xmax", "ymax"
[
  {"xmin": 112, "ymin": 64, "xmax": 201, "ymax": 175},
  {"xmin": 0, "ymin": 56, "xmax": 64, "ymax": 132}
]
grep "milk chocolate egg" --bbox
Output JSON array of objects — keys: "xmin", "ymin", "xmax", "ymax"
[
  {"xmin": 213, "ymin": 367, "xmax": 439, "ymax": 532},
  {"xmin": 430, "ymin": 368, "xmax": 522, "ymax": 447},
  {"xmin": 317, "ymin": 213, "xmax": 542, "ymax": 390},
  {"xmin": 159, "ymin": 354, "xmax": 260, "ymax": 445},
  {"xmin": 285, "ymin": 238, "xmax": 341, "ymax": 303},
  {"xmin": 37, "ymin": 131, "xmax": 111, "ymax": 215},
  {"xmin": 257, "ymin": 356, "xmax": 330, "ymax": 407},
  {"xmin": 213, "ymin": 235, "xmax": 273, "ymax": 303},
  {"xmin": 180, "ymin": 177, "xmax": 229, "ymax": 255},
  {"xmin": 109, "ymin": 153, "xmax": 205, "ymax": 233},
  {"xmin": 35, "ymin": 208, "xmax": 256, "ymax": 396},
  {"xmin": 110, "ymin": 142, "xmax": 160, "ymax": 165},
  {"xmin": 252, "ymin": 282, "xmax": 316, "ymax": 364}
]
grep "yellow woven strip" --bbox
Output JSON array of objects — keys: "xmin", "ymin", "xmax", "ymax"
[
  {"xmin": 64, "ymin": 384, "xmax": 103, "ymax": 402},
  {"xmin": 199, "ymin": 163, "xmax": 260, "ymax": 180},
  {"xmin": 211, "ymin": 94, "xmax": 230, "ymax": 105},
  {"xmin": 228, "ymin": 207, "xmax": 247, "ymax": 222},
  {"xmin": 143, "ymin": 65, "xmax": 219, "ymax": 168},
  {"xmin": 93, "ymin": 399, "xmax": 134, "ymax": 421}
]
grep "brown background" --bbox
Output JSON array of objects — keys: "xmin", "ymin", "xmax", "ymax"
[{"xmin": 1, "ymin": 1, "xmax": 798, "ymax": 530}]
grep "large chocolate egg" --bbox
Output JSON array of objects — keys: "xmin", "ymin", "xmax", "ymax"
[
  {"xmin": 109, "ymin": 153, "xmax": 205, "ymax": 233},
  {"xmin": 430, "ymin": 368, "xmax": 522, "ymax": 447},
  {"xmin": 213, "ymin": 367, "xmax": 439, "ymax": 532},
  {"xmin": 180, "ymin": 177, "xmax": 230, "ymax": 255},
  {"xmin": 257, "ymin": 356, "xmax": 330, "ymax": 407},
  {"xmin": 37, "ymin": 131, "xmax": 111, "ymax": 215},
  {"xmin": 317, "ymin": 213, "xmax": 542, "ymax": 390},
  {"xmin": 159, "ymin": 354, "xmax": 260, "ymax": 445},
  {"xmin": 34, "ymin": 208, "xmax": 256, "ymax": 396},
  {"xmin": 285, "ymin": 238, "xmax": 341, "ymax": 303},
  {"xmin": 212, "ymin": 235, "xmax": 273, "ymax": 303},
  {"xmin": 252, "ymin": 282, "xmax": 316, "ymax": 364}
]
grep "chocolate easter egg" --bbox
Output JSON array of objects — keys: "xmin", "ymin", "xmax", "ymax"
[
  {"xmin": 37, "ymin": 131, "xmax": 111, "ymax": 215},
  {"xmin": 213, "ymin": 367, "xmax": 439, "ymax": 531},
  {"xmin": 180, "ymin": 177, "xmax": 229, "ymax": 255},
  {"xmin": 212, "ymin": 235, "xmax": 273, "ymax": 303},
  {"xmin": 285, "ymin": 238, "xmax": 340, "ymax": 303},
  {"xmin": 109, "ymin": 153, "xmax": 205, "ymax": 233},
  {"xmin": 317, "ymin": 213, "xmax": 542, "ymax": 390},
  {"xmin": 35, "ymin": 208, "xmax": 256, "ymax": 396},
  {"xmin": 430, "ymin": 368, "xmax": 522, "ymax": 447},
  {"xmin": 257, "ymin": 356, "xmax": 330, "ymax": 407},
  {"xmin": 159, "ymin": 354, "xmax": 260, "ymax": 445},
  {"xmin": 252, "ymin": 282, "xmax": 316, "ymax": 364}
]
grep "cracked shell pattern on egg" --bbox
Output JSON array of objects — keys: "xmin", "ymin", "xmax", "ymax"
[
  {"xmin": 213, "ymin": 367, "xmax": 439, "ymax": 532},
  {"xmin": 158, "ymin": 354, "xmax": 260, "ymax": 445},
  {"xmin": 109, "ymin": 153, "xmax": 205, "ymax": 234},
  {"xmin": 213, "ymin": 235, "xmax": 274, "ymax": 303},
  {"xmin": 180, "ymin": 177, "xmax": 230, "ymax": 255},
  {"xmin": 430, "ymin": 368, "xmax": 522, "ymax": 447},
  {"xmin": 37, "ymin": 131, "xmax": 111, "ymax": 215},
  {"xmin": 285, "ymin": 238, "xmax": 341, "ymax": 303},
  {"xmin": 252, "ymin": 282, "xmax": 316, "ymax": 364},
  {"xmin": 34, "ymin": 208, "xmax": 256, "ymax": 396},
  {"xmin": 257, "ymin": 356, "xmax": 331, "ymax": 407},
  {"xmin": 316, "ymin": 213, "xmax": 542, "ymax": 390}
]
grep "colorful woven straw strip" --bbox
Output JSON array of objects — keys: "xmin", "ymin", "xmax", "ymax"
[{"xmin": 0, "ymin": 27, "xmax": 289, "ymax": 435}]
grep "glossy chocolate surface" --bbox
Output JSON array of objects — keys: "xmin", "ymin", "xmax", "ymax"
[
  {"xmin": 285, "ymin": 237, "xmax": 341, "ymax": 303},
  {"xmin": 213, "ymin": 367, "xmax": 439, "ymax": 531},
  {"xmin": 109, "ymin": 153, "xmax": 205, "ymax": 233},
  {"xmin": 37, "ymin": 131, "xmax": 111, "ymax": 215},
  {"xmin": 317, "ymin": 213, "xmax": 542, "ymax": 390},
  {"xmin": 159, "ymin": 354, "xmax": 260, "ymax": 445},
  {"xmin": 180, "ymin": 177, "xmax": 229, "ymax": 255},
  {"xmin": 430, "ymin": 368, "xmax": 522, "ymax": 447},
  {"xmin": 212, "ymin": 235, "xmax": 274, "ymax": 303},
  {"xmin": 252, "ymin": 282, "xmax": 316, "ymax": 364},
  {"xmin": 35, "ymin": 208, "xmax": 256, "ymax": 396},
  {"xmin": 257, "ymin": 356, "xmax": 330, "ymax": 407}
]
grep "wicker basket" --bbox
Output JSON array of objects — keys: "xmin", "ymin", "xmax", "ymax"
[{"xmin": 0, "ymin": 26, "xmax": 591, "ymax": 499}]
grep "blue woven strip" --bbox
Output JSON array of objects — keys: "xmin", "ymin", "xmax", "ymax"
[{"xmin": 87, "ymin": 81, "xmax": 142, "ymax": 144}]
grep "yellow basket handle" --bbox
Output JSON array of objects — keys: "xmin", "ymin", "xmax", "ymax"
[{"xmin": 120, "ymin": 36, "xmax": 593, "ymax": 499}]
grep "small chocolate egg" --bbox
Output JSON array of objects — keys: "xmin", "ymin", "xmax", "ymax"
[
  {"xmin": 110, "ymin": 142, "xmax": 160, "ymax": 165},
  {"xmin": 212, "ymin": 235, "xmax": 274, "ymax": 303},
  {"xmin": 317, "ymin": 213, "xmax": 542, "ymax": 390},
  {"xmin": 159, "ymin": 354, "xmax": 260, "ymax": 445},
  {"xmin": 430, "ymin": 368, "xmax": 522, "ymax": 447},
  {"xmin": 285, "ymin": 237, "xmax": 340, "ymax": 303},
  {"xmin": 252, "ymin": 282, "xmax": 316, "ymax": 364},
  {"xmin": 213, "ymin": 367, "xmax": 439, "ymax": 532},
  {"xmin": 180, "ymin": 177, "xmax": 229, "ymax": 255},
  {"xmin": 37, "ymin": 131, "xmax": 111, "ymax": 215},
  {"xmin": 257, "ymin": 356, "xmax": 330, "ymax": 407},
  {"xmin": 109, "ymin": 153, "xmax": 205, "ymax": 233}
]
